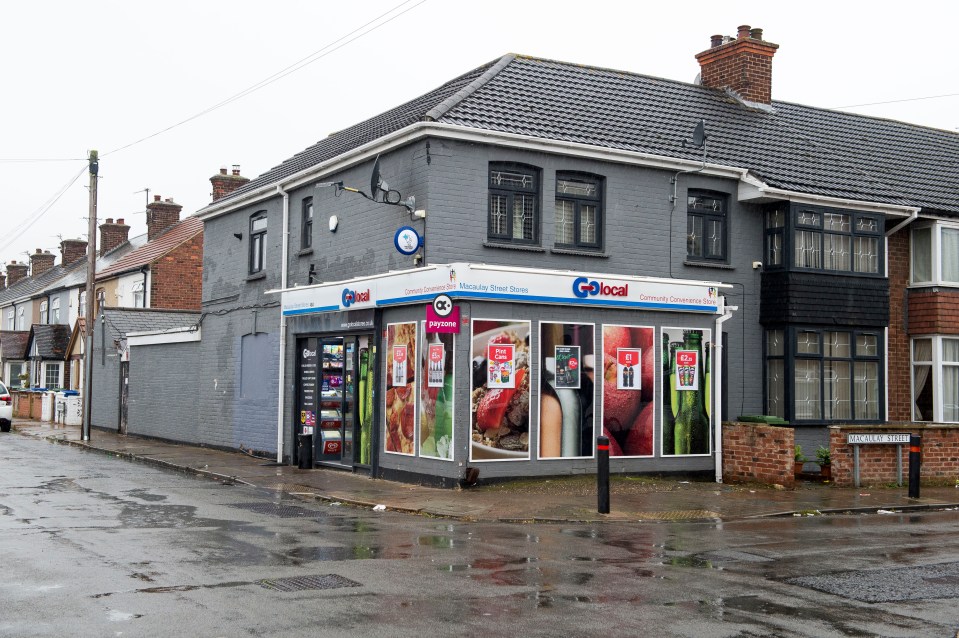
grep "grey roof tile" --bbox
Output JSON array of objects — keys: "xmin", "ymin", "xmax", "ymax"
[{"xmin": 208, "ymin": 54, "xmax": 959, "ymax": 215}]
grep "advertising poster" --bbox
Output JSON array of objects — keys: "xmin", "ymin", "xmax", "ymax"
[
  {"xmin": 539, "ymin": 323, "xmax": 594, "ymax": 459},
  {"xmin": 601, "ymin": 325, "xmax": 654, "ymax": 457},
  {"xmin": 385, "ymin": 322, "xmax": 416, "ymax": 455},
  {"xmin": 419, "ymin": 327, "xmax": 454, "ymax": 460},
  {"xmin": 470, "ymin": 319, "xmax": 531, "ymax": 461},
  {"xmin": 661, "ymin": 327, "xmax": 712, "ymax": 456}
]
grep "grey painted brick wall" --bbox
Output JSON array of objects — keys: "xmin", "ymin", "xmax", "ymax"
[
  {"xmin": 90, "ymin": 317, "xmax": 122, "ymax": 430},
  {"xmin": 128, "ymin": 341, "xmax": 200, "ymax": 442}
]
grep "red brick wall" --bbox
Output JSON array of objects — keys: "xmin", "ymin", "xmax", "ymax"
[
  {"xmin": 99, "ymin": 219, "xmax": 131, "ymax": 256},
  {"xmin": 887, "ymin": 231, "xmax": 911, "ymax": 421},
  {"xmin": 722, "ymin": 422, "xmax": 795, "ymax": 486},
  {"xmin": 909, "ymin": 289, "xmax": 959, "ymax": 334},
  {"xmin": 830, "ymin": 425, "xmax": 959, "ymax": 486},
  {"xmin": 695, "ymin": 32, "xmax": 779, "ymax": 104},
  {"xmin": 149, "ymin": 231, "xmax": 203, "ymax": 311}
]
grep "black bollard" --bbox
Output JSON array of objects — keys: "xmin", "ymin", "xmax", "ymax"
[
  {"xmin": 908, "ymin": 434, "xmax": 921, "ymax": 498},
  {"xmin": 597, "ymin": 435, "xmax": 610, "ymax": 514}
]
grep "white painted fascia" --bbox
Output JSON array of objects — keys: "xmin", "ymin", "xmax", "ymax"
[
  {"xmin": 738, "ymin": 179, "xmax": 921, "ymax": 218},
  {"xmin": 127, "ymin": 326, "xmax": 201, "ymax": 346},
  {"xmin": 196, "ymin": 122, "xmax": 749, "ymax": 222}
]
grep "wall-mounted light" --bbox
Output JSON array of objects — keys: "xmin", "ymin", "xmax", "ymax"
[
  {"xmin": 412, "ymin": 209, "xmax": 427, "ymax": 219},
  {"xmin": 329, "ymin": 215, "xmax": 339, "ymax": 232},
  {"xmin": 233, "ymin": 232, "xmax": 243, "ymax": 241}
]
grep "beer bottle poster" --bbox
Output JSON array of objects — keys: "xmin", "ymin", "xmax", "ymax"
[
  {"xmin": 616, "ymin": 348, "xmax": 642, "ymax": 391},
  {"xmin": 427, "ymin": 343, "xmax": 445, "ymax": 389},
  {"xmin": 391, "ymin": 344, "xmax": 408, "ymax": 387},
  {"xmin": 487, "ymin": 342, "xmax": 515, "ymax": 389},
  {"xmin": 676, "ymin": 350, "xmax": 699, "ymax": 390},
  {"xmin": 554, "ymin": 345, "xmax": 581, "ymax": 389}
]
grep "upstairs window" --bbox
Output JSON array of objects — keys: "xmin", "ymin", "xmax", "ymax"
[
  {"xmin": 687, "ymin": 192, "xmax": 728, "ymax": 262},
  {"xmin": 78, "ymin": 291, "xmax": 86, "ymax": 318},
  {"xmin": 131, "ymin": 282, "xmax": 145, "ymax": 308},
  {"xmin": 489, "ymin": 163, "xmax": 539, "ymax": 244},
  {"xmin": 16, "ymin": 307, "xmax": 24, "ymax": 330},
  {"xmin": 39, "ymin": 301, "xmax": 48, "ymax": 324},
  {"xmin": 301, "ymin": 197, "xmax": 313, "ymax": 250},
  {"xmin": 792, "ymin": 208, "xmax": 881, "ymax": 274},
  {"xmin": 249, "ymin": 212, "xmax": 268, "ymax": 275},
  {"xmin": 912, "ymin": 222, "xmax": 959, "ymax": 285},
  {"xmin": 5, "ymin": 309, "xmax": 13, "ymax": 330},
  {"xmin": 555, "ymin": 172, "xmax": 603, "ymax": 250},
  {"xmin": 51, "ymin": 298, "xmax": 60, "ymax": 323}
]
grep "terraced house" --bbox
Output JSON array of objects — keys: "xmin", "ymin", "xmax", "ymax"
[{"xmin": 117, "ymin": 25, "xmax": 957, "ymax": 486}]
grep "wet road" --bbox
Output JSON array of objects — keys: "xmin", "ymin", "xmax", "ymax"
[{"xmin": 1, "ymin": 436, "xmax": 958, "ymax": 637}]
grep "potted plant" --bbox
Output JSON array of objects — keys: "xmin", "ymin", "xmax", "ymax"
[
  {"xmin": 816, "ymin": 445, "xmax": 831, "ymax": 480},
  {"xmin": 794, "ymin": 445, "xmax": 807, "ymax": 476}
]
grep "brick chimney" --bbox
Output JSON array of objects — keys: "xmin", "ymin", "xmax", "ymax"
[
  {"xmin": 99, "ymin": 217, "xmax": 131, "ymax": 256},
  {"xmin": 0, "ymin": 272, "xmax": 6, "ymax": 290},
  {"xmin": 60, "ymin": 238, "xmax": 88, "ymax": 266},
  {"xmin": 29, "ymin": 249, "xmax": 56, "ymax": 277},
  {"xmin": 210, "ymin": 165, "xmax": 250, "ymax": 202},
  {"xmin": 695, "ymin": 25, "xmax": 779, "ymax": 105},
  {"xmin": 146, "ymin": 195, "xmax": 183, "ymax": 241},
  {"xmin": 5, "ymin": 261, "xmax": 28, "ymax": 287}
]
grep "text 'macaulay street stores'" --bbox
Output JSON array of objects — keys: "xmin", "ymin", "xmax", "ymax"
[{"xmin": 273, "ymin": 262, "xmax": 730, "ymax": 485}]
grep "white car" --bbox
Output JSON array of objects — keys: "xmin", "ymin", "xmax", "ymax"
[{"xmin": 0, "ymin": 381, "xmax": 12, "ymax": 432}]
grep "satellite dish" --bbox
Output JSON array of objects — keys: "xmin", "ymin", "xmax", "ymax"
[
  {"xmin": 370, "ymin": 155, "xmax": 390, "ymax": 202},
  {"xmin": 691, "ymin": 120, "xmax": 707, "ymax": 148}
]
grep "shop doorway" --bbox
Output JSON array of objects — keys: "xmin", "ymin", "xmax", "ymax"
[{"xmin": 295, "ymin": 335, "xmax": 375, "ymax": 469}]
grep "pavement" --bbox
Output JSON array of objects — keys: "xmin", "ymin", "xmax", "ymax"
[{"xmin": 8, "ymin": 417, "xmax": 959, "ymax": 523}]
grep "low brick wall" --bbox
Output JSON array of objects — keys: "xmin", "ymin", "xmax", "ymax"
[
  {"xmin": 13, "ymin": 392, "xmax": 43, "ymax": 420},
  {"xmin": 722, "ymin": 422, "xmax": 795, "ymax": 486},
  {"xmin": 830, "ymin": 424, "xmax": 959, "ymax": 487}
]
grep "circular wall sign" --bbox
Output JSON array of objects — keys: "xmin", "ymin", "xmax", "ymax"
[
  {"xmin": 432, "ymin": 294, "xmax": 453, "ymax": 317},
  {"xmin": 393, "ymin": 226, "xmax": 421, "ymax": 255}
]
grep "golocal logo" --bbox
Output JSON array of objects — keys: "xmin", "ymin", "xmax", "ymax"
[
  {"xmin": 572, "ymin": 276, "xmax": 629, "ymax": 299},
  {"xmin": 341, "ymin": 287, "xmax": 371, "ymax": 307}
]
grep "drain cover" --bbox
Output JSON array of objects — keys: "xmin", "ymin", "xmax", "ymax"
[
  {"xmin": 257, "ymin": 574, "xmax": 362, "ymax": 592},
  {"xmin": 229, "ymin": 502, "xmax": 329, "ymax": 518}
]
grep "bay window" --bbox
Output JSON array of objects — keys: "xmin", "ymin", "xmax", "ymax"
[
  {"xmin": 912, "ymin": 337, "xmax": 959, "ymax": 422},
  {"xmin": 765, "ymin": 205, "xmax": 882, "ymax": 274},
  {"xmin": 766, "ymin": 327, "xmax": 882, "ymax": 423},
  {"xmin": 912, "ymin": 223, "xmax": 959, "ymax": 285}
]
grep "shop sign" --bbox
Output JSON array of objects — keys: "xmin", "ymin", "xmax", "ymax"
[
  {"xmin": 426, "ymin": 304, "xmax": 460, "ymax": 333},
  {"xmin": 676, "ymin": 350, "xmax": 700, "ymax": 390},
  {"xmin": 487, "ymin": 342, "xmax": 515, "ymax": 389},
  {"xmin": 847, "ymin": 433, "xmax": 910, "ymax": 444},
  {"xmin": 277, "ymin": 263, "xmax": 724, "ymax": 316}
]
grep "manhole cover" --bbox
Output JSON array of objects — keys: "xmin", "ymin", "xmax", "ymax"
[
  {"xmin": 257, "ymin": 574, "xmax": 362, "ymax": 592},
  {"xmin": 229, "ymin": 502, "xmax": 329, "ymax": 518}
]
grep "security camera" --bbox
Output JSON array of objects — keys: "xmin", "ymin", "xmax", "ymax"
[{"xmin": 752, "ymin": 261, "xmax": 763, "ymax": 270}]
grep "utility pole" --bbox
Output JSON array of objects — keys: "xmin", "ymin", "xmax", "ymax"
[{"xmin": 81, "ymin": 150, "xmax": 98, "ymax": 442}]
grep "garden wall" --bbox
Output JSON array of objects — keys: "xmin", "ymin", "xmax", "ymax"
[
  {"xmin": 829, "ymin": 424, "xmax": 959, "ymax": 487},
  {"xmin": 722, "ymin": 422, "xmax": 795, "ymax": 487}
]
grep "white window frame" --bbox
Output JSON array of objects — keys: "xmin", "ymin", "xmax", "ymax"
[
  {"xmin": 16, "ymin": 307, "xmax": 25, "ymax": 330},
  {"xmin": 5, "ymin": 309, "xmax": 13, "ymax": 330},
  {"xmin": 39, "ymin": 301, "xmax": 48, "ymax": 324},
  {"xmin": 41, "ymin": 361, "xmax": 63, "ymax": 390},
  {"xmin": 911, "ymin": 335, "xmax": 959, "ymax": 423},
  {"xmin": 51, "ymin": 298, "xmax": 60, "ymax": 323},
  {"xmin": 131, "ymin": 281, "xmax": 145, "ymax": 308},
  {"xmin": 911, "ymin": 221, "xmax": 959, "ymax": 287}
]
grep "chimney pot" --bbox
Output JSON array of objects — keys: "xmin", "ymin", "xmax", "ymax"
[
  {"xmin": 710, "ymin": 34, "xmax": 723, "ymax": 48},
  {"xmin": 220, "ymin": 167, "xmax": 228, "ymax": 175},
  {"xmin": 750, "ymin": 27, "xmax": 763, "ymax": 40},
  {"xmin": 154, "ymin": 195, "xmax": 161, "ymax": 202},
  {"xmin": 737, "ymin": 24, "xmax": 751, "ymax": 39},
  {"xmin": 35, "ymin": 248, "xmax": 42, "ymax": 254},
  {"xmin": 232, "ymin": 164, "xmax": 241, "ymax": 176},
  {"xmin": 116, "ymin": 218, "xmax": 124, "ymax": 225},
  {"xmin": 106, "ymin": 217, "xmax": 114, "ymax": 224}
]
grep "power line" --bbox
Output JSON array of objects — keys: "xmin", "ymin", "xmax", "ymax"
[
  {"xmin": 0, "ymin": 157, "xmax": 87, "ymax": 163},
  {"xmin": 103, "ymin": 0, "xmax": 427, "ymax": 158},
  {"xmin": 0, "ymin": 164, "xmax": 88, "ymax": 254},
  {"xmin": 831, "ymin": 92, "xmax": 959, "ymax": 110}
]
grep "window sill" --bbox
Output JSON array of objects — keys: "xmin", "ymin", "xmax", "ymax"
[
  {"xmin": 483, "ymin": 241, "xmax": 546, "ymax": 253},
  {"xmin": 908, "ymin": 282, "xmax": 959, "ymax": 290},
  {"xmin": 246, "ymin": 272, "xmax": 267, "ymax": 282},
  {"xmin": 551, "ymin": 247, "xmax": 608, "ymax": 259},
  {"xmin": 298, "ymin": 248, "xmax": 314, "ymax": 257},
  {"xmin": 684, "ymin": 260, "xmax": 734, "ymax": 270}
]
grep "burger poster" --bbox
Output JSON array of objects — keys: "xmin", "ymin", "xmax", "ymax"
[
  {"xmin": 600, "ymin": 325, "xmax": 654, "ymax": 457},
  {"xmin": 470, "ymin": 319, "xmax": 531, "ymax": 461}
]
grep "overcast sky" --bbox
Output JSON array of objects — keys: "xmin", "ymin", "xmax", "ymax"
[{"xmin": 2, "ymin": 0, "xmax": 956, "ymax": 265}]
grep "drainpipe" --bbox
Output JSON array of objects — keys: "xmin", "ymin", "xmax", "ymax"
[
  {"xmin": 276, "ymin": 184, "xmax": 290, "ymax": 463},
  {"xmin": 713, "ymin": 299, "xmax": 737, "ymax": 483}
]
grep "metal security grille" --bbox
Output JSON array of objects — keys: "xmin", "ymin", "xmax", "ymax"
[
  {"xmin": 229, "ymin": 502, "xmax": 328, "ymax": 518},
  {"xmin": 256, "ymin": 574, "xmax": 362, "ymax": 592}
]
